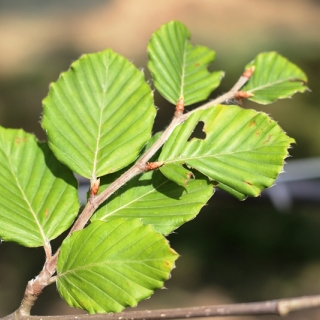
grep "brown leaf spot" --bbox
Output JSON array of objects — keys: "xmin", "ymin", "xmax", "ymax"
[
  {"xmin": 15, "ymin": 137, "xmax": 27, "ymax": 144},
  {"xmin": 244, "ymin": 181, "xmax": 253, "ymax": 186},
  {"xmin": 263, "ymin": 134, "xmax": 272, "ymax": 144},
  {"xmin": 249, "ymin": 120, "xmax": 256, "ymax": 127}
]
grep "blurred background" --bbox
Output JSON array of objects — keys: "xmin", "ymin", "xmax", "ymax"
[{"xmin": 0, "ymin": 0, "xmax": 320, "ymax": 319}]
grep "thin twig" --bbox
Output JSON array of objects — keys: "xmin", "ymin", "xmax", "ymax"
[
  {"xmin": 3, "ymin": 295, "xmax": 320, "ymax": 320},
  {"xmin": 180, "ymin": 68, "xmax": 253, "ymax": 121},
  {"xmin": 15, "ymin": 69, "xmax": 252, "ymax": 316},
  {"xmin": 69, "ymin": 68, "xmax": 251, "ymax": 234}
]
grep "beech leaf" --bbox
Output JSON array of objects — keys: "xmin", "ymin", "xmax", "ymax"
[
  {"xmin": 57, "ymin": 219, "xmax": 178, "ymax": 314},
  {"xmin": 242, "ymin": 51, "xmax": 308, "ymax": 104},
  {"xmin": 148, "ymin": 20, "xmax": 223, "ymax": 106},
  {"xmin": 92, "ymin": 170, "xmax": 214, "ymax": 235},
  {"xmin": 159, "ymin": 105, "xmax": 294, "ymax": 200},
  {"xmin": 42, "ymin": 49, "xmax": 156, "ymax": 181},
  {"xmin": 0, "ymin": 128, "xmax": 79, "ymax": 247}
]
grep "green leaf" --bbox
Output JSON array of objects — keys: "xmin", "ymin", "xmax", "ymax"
[
  {"xmin": 148, "ymin": 20, "xmax": 223, "ymax": 106},
  {"xmin": 42, "ymin": 49, "xmax": 156, "ymax": 181},
  {"xmin": 159, "ymin": 105, "xmax": 294, "ymax": 200},
  {"xmin": 57, "ymin": 219, "xmax": 178, "ymax": 314},
  {"xmin": 242, "ymin": 51, "xmax": 308, "ymax": 104},
  {"xmin": 91, "ymin": 170, "xmax": 214, "ymax": 235},
  {"xmin": 0, "ymin": 128, "xmax": 79, "ymax": 247}
]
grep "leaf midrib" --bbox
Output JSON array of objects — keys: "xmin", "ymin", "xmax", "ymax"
[
  {"xmin": 164, "ymin": 143, "xmax": 290, "ymax": 164},
  {"xmin": 179, "ymin": 39, "xmax": 188, "ymax": 99},
  {"xmin": 6, "ymin": 152, "xmax": 46, "ymax": 244},
  {"xmin": 99, "ymin": 179, "xmax": 169, "ymax": 220},
  {"xmin": 247, "ymin": 76, "xmax": 302, "ymax": 93},
  {"xmin": 91, "ymin": 56, "xmax": 109, "ymax": 181},
  {"xmin": 58, "ymin": 258, "xmax": 166, "ymax": 278}
]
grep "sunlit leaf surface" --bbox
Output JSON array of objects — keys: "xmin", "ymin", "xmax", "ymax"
[
  {"xmin": 92, "ymin": 170, "xmax": 214, "ymax": 235},
  {"xmin": 148, "ymin": 20, "xmax": 223, "ymax": 106},
  {"xmin": 159, "ymin": 105, "xmax": 294, "ymax": 200},
  {"xmin": 242, "ymin": 51, "xmax": 308, "ymax": 104},
  {"xmin": 42, "ymin": 49, "xmax": 156, "ymax": 180},
  {"xmin": 0, "ymin": 128, "xmax": 79, "ymax": 247},
  {"xmin": 57, "ymin": 219, "xmax": 178, "ymax": 314}
]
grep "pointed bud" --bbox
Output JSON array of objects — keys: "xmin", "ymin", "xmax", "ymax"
[
  {"xmin": 235, "ymin": 91, "xmax": 255, "ymax": 99},
  {"xmin": 242, "ymin": 66, "xmax": 255, "ymax": 79},
  {"xmin": 90, "ymin": 178, "xmax": 100, "ymax": 197}
]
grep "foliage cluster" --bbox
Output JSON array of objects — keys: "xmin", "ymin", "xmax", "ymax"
[{"xmin": 0, "ymin": 21, "xmax": 308, "ymax": 316}]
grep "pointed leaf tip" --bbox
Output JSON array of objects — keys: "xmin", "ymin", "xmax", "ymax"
[{"xmin": 148, "ymin": 20, "xmax": 224, "ymax": 106}]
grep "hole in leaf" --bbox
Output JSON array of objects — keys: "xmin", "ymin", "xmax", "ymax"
[{"xmin": 188, "ymin": 121, "xmax": 206, "ymax": 141}]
